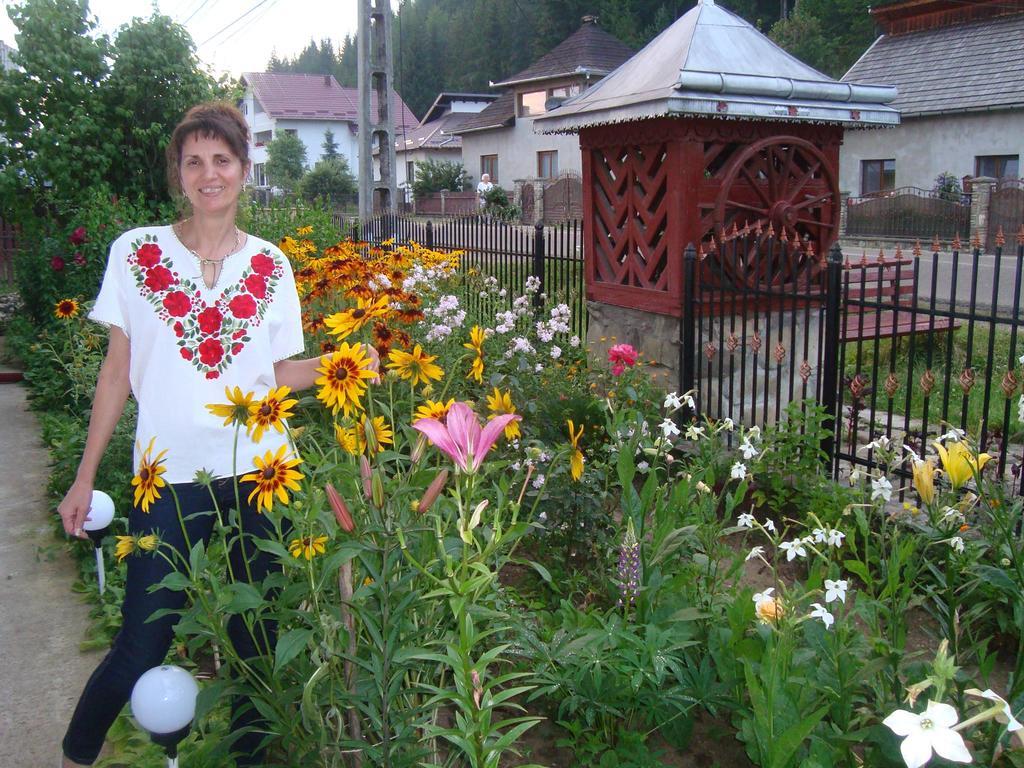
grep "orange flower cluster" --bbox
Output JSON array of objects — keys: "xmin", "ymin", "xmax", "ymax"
[{"xmin": 283, "ymin": 232, "xmax": 459, "ymax": 358}]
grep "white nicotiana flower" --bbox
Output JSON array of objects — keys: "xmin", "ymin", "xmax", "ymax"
[
  {"xmin": 538, "ymin": 511, "xmax": 547, "ymax": 523},
  {"xmin": 745, "ymin": 545, "xmax": 765, "ymax": 562},
  {"xmin": 824, "ymin": 578, "xmax": 848, "ymax": 604},
  {"xmin": 685, "ymin": 424, "xmax": 705, "ymax": 441},
  {"xmin": 809, "ymin": 603, "xmax": 834, "ymax": 629},
  {"xmin": 827, "ymin": 529, "xmax": 846, "ymax": 548},
  {"xmin": 737, "ymin": 513, "xmax": 755, "ymax": 528},
  {"xmin": 965, "ymin": 689, "xmax": 1023, "ymax": 733},
  {"xmin": 882, "ymin": 700, "xmax": 972, "ymax": 768},
  {"xmin": 903, "ymin": 444, "xmax": 922, "ymax": 463},
  {"xmin": 779, "ymin": 539, "xmax": 807, "ymax": 562},
  {"xmin": 949, "ymin": 536, "xmax": 965, "ymax": 554},
  {"xmin": 534, "ymin": 363, "xmax": 543, "ymax": 372},
  {"xmin": 664, "ymin": 391, "xmax": 683, "ymax": 411},
  {"xmin": 752, "ymin": 587, "xmax": 775, "ymax": 610},
  {"xmin": 739, "ymin": 439, "xmax": 759, "ymax": 460},
  {"xmin": 864, "ymin": 435, "xmax": 891, "ymax": 453},
  {"xmin": 872, "ymin": 475, "xmax": 893, "ymax": 503},
  {"xmin": 720, "ymin": 417, "xmax": 735, "ymax": 432},
  {"xmin": 763, "ymin": 519, "xmax": 777, "ymax": 533},
  {"xmin": 813, "ymin": 527, "xmax": 827, "ymax": 543},
  {"xmin": 938, "ymin": 427, "xmax": 966, "ymax": 443},
  {"xmin": 660, "ymin": 419, "xmax": 681, "ymax": 439},
  {"xmin": 730, "ymin": 462, "xmax": 747, "ymax": 481}
]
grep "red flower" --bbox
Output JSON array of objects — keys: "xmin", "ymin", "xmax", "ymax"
[
  {"xmin": 251, "ymin": 253, "xmax": 276, "ymax": 276},
  {"xmin": 244, "ymin": 274, "xmax": 267, "ymax": 299},
  {"xmin": 206, "ymin": 371, "xmax": 219, "ymax": 380},
  {"xmin": 607, "ymin": 343, "xmax": 639, "ymax": 376},
  {"xmin": 197, "ymin": 307, "xmax": 223, "ymax": 335},
  {"xmin": 232, "ymin": 329, "xmax": 246, "ymax": 339},
  {"xmin": 198, "ymin": 338, "xmax": 223, "ymax": 366},
  {"xmin": 173, "ymin": 322, "xmax": 184, "ymax": 337},
  {"xmin": 180, "ymin": 348, "xmax": 193, "ymax": 361},
  {"xmin": 144, "ymin": 265, "xmax": 174, "ymax": 292},
  {"xmin": 69, "ymin": 226, "xmax": 87, "ymax": 246},
  {"xmin": 50, "ymin": 255, "xmax": 65, "ymax": 271},
  {"xmin": 163, "ymin": 291, "xmax": 191, "ymax": 317},
  {"xmin": 228, "ymin": 293, "xmax": 257, "ymax": 319},
  {"xmin": 73, "ymin": 252, "xmax": 86, "ymax": 266},
  {"xmin": 232, "ymin": 343, "xmax": 244, "ymax": 355},
  {"xmin": 136, "ymin": 243, "xmax": 162, "ymax": 268}
]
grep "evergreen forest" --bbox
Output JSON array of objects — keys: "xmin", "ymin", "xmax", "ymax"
[{"xmin": 267, "ymin": 0, "xmax": 880, "ymax": 120}]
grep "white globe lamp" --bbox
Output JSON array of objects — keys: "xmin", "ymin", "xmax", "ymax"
[
  {"xmin": 131, "ymin": 665, "xmax": 200, "ymax": 767},
  {"xmin": 83, "ymin": 490, "xmax": 115, "ymax": 594}
]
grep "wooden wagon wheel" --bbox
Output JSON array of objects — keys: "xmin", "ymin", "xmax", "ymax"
[{"xmin": 712, "ymin": 136, "xmax": 839, "ymax": 289}]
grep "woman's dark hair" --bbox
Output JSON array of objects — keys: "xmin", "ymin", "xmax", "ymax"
[{"xmin": 166, "ymin": 101, "xmax": 250, "ymax": 198}]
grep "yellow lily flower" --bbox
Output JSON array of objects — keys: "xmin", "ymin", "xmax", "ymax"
[
  {"xmin": 933, "ymin": 440, "xmax": 991, "ymax": 490},
  {"xmin": 567, "ymin": 420, "xmax": 585, "ymax": 481},
  {"xmin": 911, "ymin": 457, "xmax": 937, "ymax": 506}
]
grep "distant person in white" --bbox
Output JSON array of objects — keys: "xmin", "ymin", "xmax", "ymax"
[{"xmin": 477, "ymin": 173, "xmax": 494, "ymax": 208}]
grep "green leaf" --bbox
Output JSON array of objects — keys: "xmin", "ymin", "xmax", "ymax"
[
  {"xmin": 975, "ymin": 565, "xmax": 1021, "ymax": 597},
  {"xmin": 274, "ymin": 627, "xmax": 313, "ymax": 673},
  {"xmin": 224, "ymin": 582, "xmax": 265, "ymax": 613},
  {"xmin": 768, "ymin": 705, "xmax": 829, "ymax": 768}
]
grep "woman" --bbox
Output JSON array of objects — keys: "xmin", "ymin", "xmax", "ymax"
[{"xmin": 57, "ymin": 102, "xmax": 341, "ymax": 766}]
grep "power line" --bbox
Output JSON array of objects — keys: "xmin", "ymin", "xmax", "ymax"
[
  {"xmin": 213, "ymin": 0, "xmax": 280, "ymax": 47},
  {"xmin": 183, "ymin": 0, "xmax": 217, "ymax": 26},
  {"xmin": 199, "ymin": 0, "xmax": 273, "ymax": 47}
]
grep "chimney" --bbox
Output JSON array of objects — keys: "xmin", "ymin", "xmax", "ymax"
[
  {"xmin": 581, "ymin": 14, "xmax": 598, "ymax": 25},
  {"xmin": 323, "ymin": 74, "xmax": 331, "ymax": 87}
]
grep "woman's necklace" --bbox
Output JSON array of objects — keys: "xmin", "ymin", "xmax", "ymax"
[{"xmin": 173, "ymin": 221, "xmax": 242, "ymax": 290}]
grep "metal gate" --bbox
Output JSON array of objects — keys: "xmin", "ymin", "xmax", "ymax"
[
  {"xmin": 542, "ymin": 173, "xmax": 582, "ymax": 225},
  {"xmin": 987, "ymin": 178, "xmax": 1024, "ymax": 252}
]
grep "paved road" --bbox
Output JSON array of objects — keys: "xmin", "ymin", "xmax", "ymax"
[{"xmin": 0, "ymin": 362, "xmax": 102, "ymax": 767}]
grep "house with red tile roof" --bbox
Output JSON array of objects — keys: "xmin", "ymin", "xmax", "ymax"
[{"xmin": 239, "ymin": 71, "xmax": 418, "ymax": 190}]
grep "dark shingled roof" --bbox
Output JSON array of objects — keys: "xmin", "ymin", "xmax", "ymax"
[
  {"xmin": 449, "ymin": 92, "xmax": 516, "ymax": 134},
  {"xmin": 396, "ymin": 111, "xmax": 482, "ymax": 151},
  {"xmin": 242, "ymin": 72, "xmax": 418, "ymax": 126},
  {"xmin": 493, "ymin": 19, "xmax": 634, "ymax": 87},
  {"xmin": 842, "ymin": 12, "xmax": 1024, "ymax": 117}
]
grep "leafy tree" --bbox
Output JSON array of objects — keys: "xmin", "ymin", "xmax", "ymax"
[
  {"xmin": 299, "ymin": 157, "xmax": 357, "ymax": 207},
  {"xmin": 266, "ymin": 132, "xmax": 308, "ymax": 191},
  {"xmin": 933, "ymin": 172, "xmax": 963, "ymax": 203},
  {"xmin": 322, "ymin": 129, "xmax": 340, "ymax": 160},
  {"xmin": 411, "ymin": 159, "xmax": 470, "ymax": 199}
]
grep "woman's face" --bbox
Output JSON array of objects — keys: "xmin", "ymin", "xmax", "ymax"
[{"xmin": 178, "ymin": 132, "xmax": 248, "ymax": 217}]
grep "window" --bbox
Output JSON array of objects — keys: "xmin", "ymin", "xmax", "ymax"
[
  {"xmin": 480, "ymin": 155, "xmax": 498, "ymax": 183},
  {"xmin": 252, "ymin": 163, "xmax": 267, "ymax": 187},
  {"xmin": 861, "ymin": 159, "xmax": 895, "ymax": 195},
  {"xmin": 284, "ymin": 128, "xmax": 298, "ymax": 137},
  {"xmin": 537, "ymin": 150, "xmax": 558, "ymax": 179},
  {"xmin": 517, "ymin": 90, "xmax": 546, "ymax": 117},
  {"xmin": 975, "ymin": 155, "xmax": 1019, "ymax": 179},
  {"xmin": 254, "ymin": 130, "xmax": 272, "ymax": 147},
  {"xmin": 548, "ymin": 84, "xmax": 581, "ymax": 100},
  {"xmin": 406, "ymin": 160, "xmax": 416, "ymax": 183}
]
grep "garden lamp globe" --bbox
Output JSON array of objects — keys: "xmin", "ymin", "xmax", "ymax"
[
  {"xmin": 82, "ymin": 490, "xmax": 115, "ymax": 594},
  {"xmin": 130, "ymin": 665, "xmax": 199, "ymax": 768}
]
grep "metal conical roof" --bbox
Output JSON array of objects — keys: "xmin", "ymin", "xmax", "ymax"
[{"xmin": 535, "ymin": 0, "xmax": 899, "ymax": 133}]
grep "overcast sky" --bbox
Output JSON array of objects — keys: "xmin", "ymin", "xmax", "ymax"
[{"xmin": 1, "ymin": 0, "xmax": 373, "ymax": 77}]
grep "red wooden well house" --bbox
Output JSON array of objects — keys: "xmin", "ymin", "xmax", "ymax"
[{"xmin": 535, "ymin": 0, "xmax": 899, "ymax": 420}]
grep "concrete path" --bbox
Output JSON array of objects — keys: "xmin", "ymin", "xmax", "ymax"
[{"xmin": 0, "ymin": 355, "xmax": 103, "ymax": 767}]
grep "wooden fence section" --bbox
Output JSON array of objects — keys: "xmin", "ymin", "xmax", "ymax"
[{"xmin": 0, "ymin": 219, "xmax": 18, "ymax": 283}]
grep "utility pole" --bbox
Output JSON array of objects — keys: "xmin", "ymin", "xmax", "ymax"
[{"xmin": 357, "ymin": 0, "xmax": 398, "ymax": 219}]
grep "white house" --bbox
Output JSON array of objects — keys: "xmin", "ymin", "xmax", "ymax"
[
  {"xmin": 839, "ymin": 0, "xmax": 1024, "ymax": 197},
  {"xmin": 393, "ymin": 92, "xmax": 496, "ymax": 193},
  {"xmin": 239, "ymin": 72, "xmax": 418, "ymax": 189},
  {"xmin": 1, "ymin": 40, "xmax": 17, "ymax": 72},
  {"xmin": 453, "ymin": 16, "xmax": 633, "ymax": 188}
]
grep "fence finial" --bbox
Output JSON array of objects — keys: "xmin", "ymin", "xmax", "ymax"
[
  {"xmin": 877, "ymin": 246, "xmax": 886, "ymax": 262},
  {"xmin": 994, "ymin": 227, "xmax": 1005, "ymax": 248},
  {"xmin": 971, "ymin": 230, "xmax": 981, "ymax": 250},
  {"xmin": 952, "ymin": 233, "xmax": 962, "ymax": 252},
  {"xmin": 1018, "ymin": 225, "xmax": 1024, "ymax": 246},
  {"xmin": 913, "ymin": 240, "xmax": 922, "ymax": 258},
  {"xmin": 859, "ymin": 250, "xmax": 868, "ymax": 266},
  {"xmin": 931, "ymin": 235, "xmax": 941, "ymax": 252},
  {"xmin": 767, "ymin": 221, "xmax": 775, "ymax": 238},
  {"xmin": 894, "ymin": 244, "xmax": 903, "ymax": 260}
]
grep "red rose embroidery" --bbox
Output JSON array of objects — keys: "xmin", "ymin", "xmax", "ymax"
[
  {"xmin": 197, "ymin": 307, "xmax": 223, "ymax": 335},
  {"xmin": 228, "ymin": 294, "xmax": 257, "ymax": 319},
  {"xmin": 136, "ymin": 243, "xmax": 162, "ymax": 268},
  {"xmin": 163, "ymin": 291, "xmax": 191, "ymax": 317},
  {"xmin": 206, "ymin": 371, "xmax": 219, "ymax": 380},
  {"xmin": 244, "ymin": 274, "xmax": 267, "ymax": 299},
  {"xmin": 198, "ymin": 338, "xmax": 223, "ymax": 366},
  {"xmin": 251, "ymin": 253, "xmax": 276, "ymax": 276},
  {"xmin": 144, "ymin": 265, "xmax": 174, "ymax": 292},
  {"xmin": 173, "ymin": 322, "xmax": 184, "ymax": 337},
  {"xmin": 232, "ymin": 329, "xmax": 246, "ymax": 339},
  {"xmin": 180, "ymin": 348, "xmax": 193, "ymax": 361},
  {"xmin": 232, "ymin": 343, "xmax": 244, "ymax": 355}
]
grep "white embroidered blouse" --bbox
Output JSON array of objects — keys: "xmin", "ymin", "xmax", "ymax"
[{"xmin": 89, "ymin": 225, "xmax": 305, "ymax": 484}]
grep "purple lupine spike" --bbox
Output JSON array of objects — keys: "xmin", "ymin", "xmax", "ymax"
[{"xmin": 616, "ymin": 518, "xmax": 641, "ymax": 613}]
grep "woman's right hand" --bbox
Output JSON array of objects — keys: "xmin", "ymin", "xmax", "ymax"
[{"xmin": 58, "ymin": 479, "xmax": 94, "ymax": 539}]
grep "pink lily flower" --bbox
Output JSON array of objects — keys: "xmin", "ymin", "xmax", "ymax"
[{"xmin": 413, "ymin": 401, "xmax": 520, "ymax": 474}]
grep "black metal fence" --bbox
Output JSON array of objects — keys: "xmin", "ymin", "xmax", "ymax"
[
  {"xmin": 681, "ymin": 233, "xmax": 1023, "ymax": 494},
  {"xmin": 845, "ymin": 187, "xmax": 971, "ymax": 241},
  {"xmin": 356, "ymin": 213, "xmax": 586, "ymax": 340}
]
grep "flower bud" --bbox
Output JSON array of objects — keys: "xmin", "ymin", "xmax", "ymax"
[
  {"xmin": 410, "ymin": 434, "xmax": 427, "ymax": 465},
  {"xmin": 471, "ymin": 669, "xmax": 483, "ymax": 709},
  {"xmin": 325, "ymin": 482, "xmax": 355, "ymax": 533},
  {"xmin": 417, "ymin": 469, "xmax": 449, "ymax": 515},
  {"xmin": 360, "ymin": 455, "xmax": 372, "ymax": 499},
  {"xmin": 371, "ymin": 471, "xmax": 385, "ymax": 510},
  {"xmin": 362, "ymin": 414, "xmax": 380, "ymax": 454}
]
